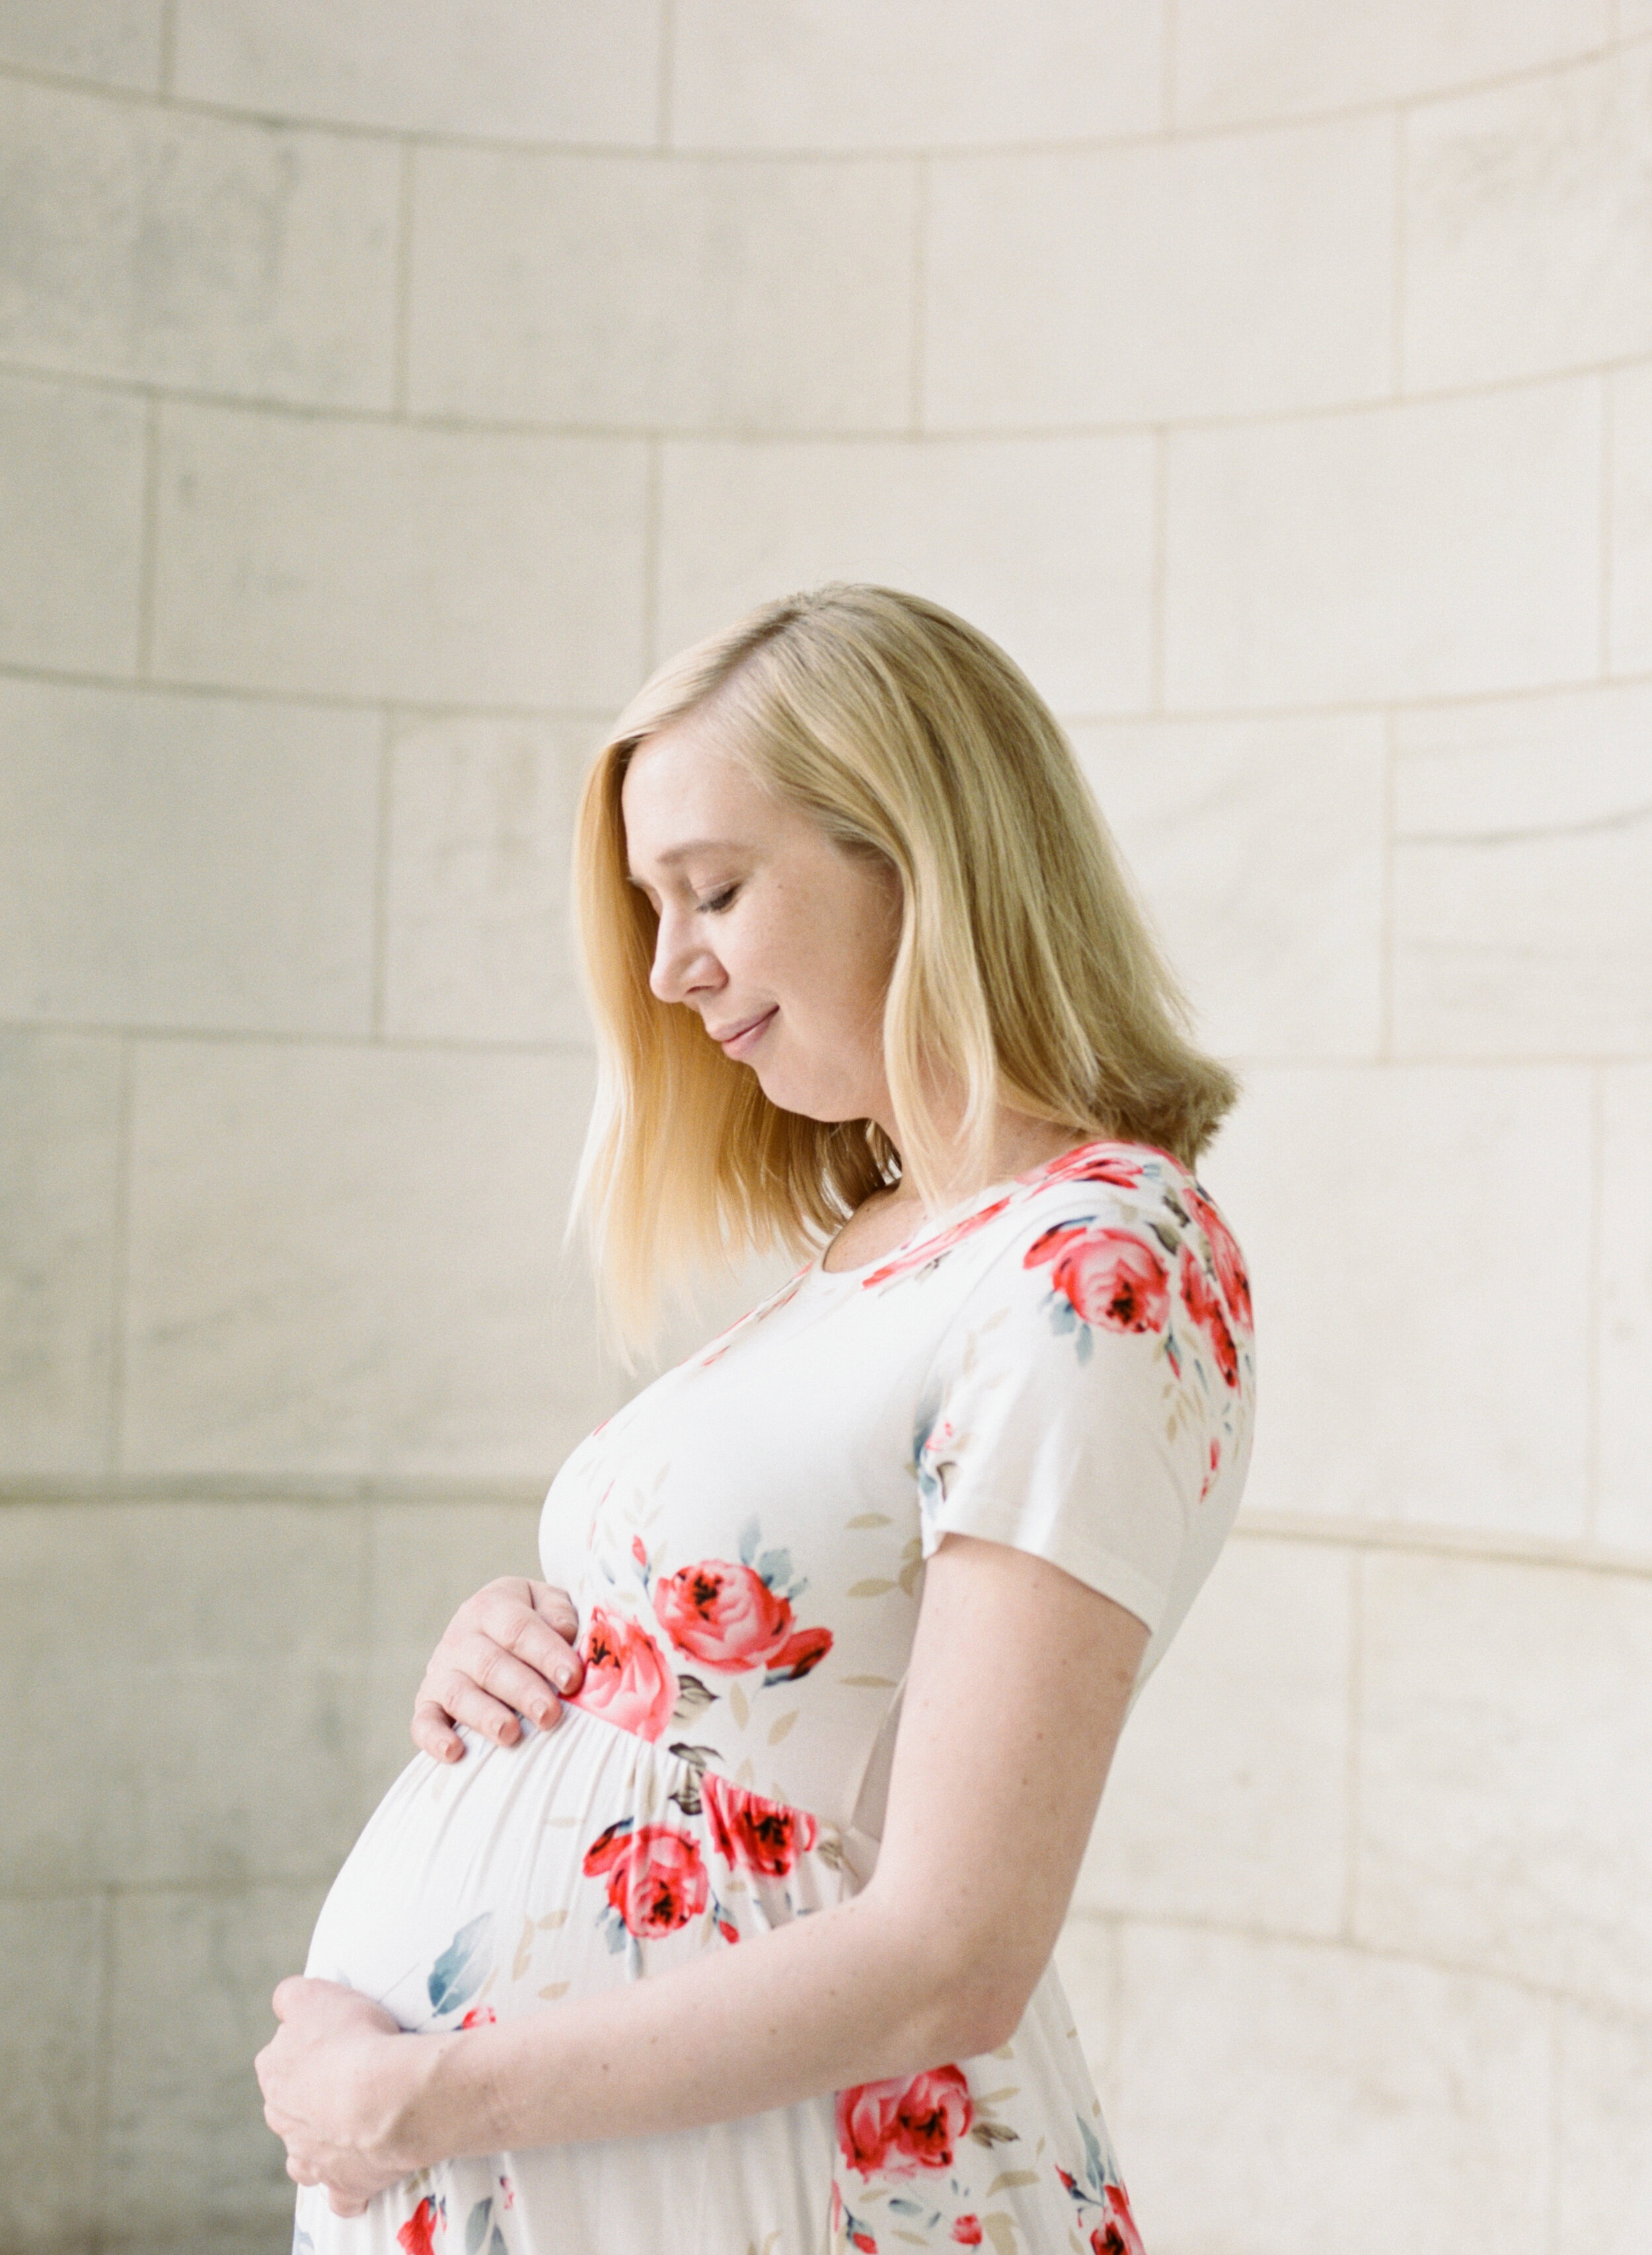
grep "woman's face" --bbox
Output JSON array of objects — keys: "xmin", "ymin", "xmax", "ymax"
[{"xmin": 620, "ymin": 719, "xmax": 903, "ymax": 1130}]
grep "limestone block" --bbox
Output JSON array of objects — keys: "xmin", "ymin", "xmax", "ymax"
[
  {"xmin": 1092, "ymin": 1923, "xmax": 1552, "ymax": 2255},
  {"xmin": 0, "ymin": 1502, "xmax": 367, "ymax": 1891},
  {"xmin": 361, "ymin": 1498, "xmax": 547, "ymax": 1797},
  {"xmin": 657, "ymin": 436, "xmax": 1156, "ymax": 714},
  {"xmin": 670, "ymin": 0, "xmax": 1164, "ymax": 150},
  {"xmin": 926, "ymin": 116, "xmax": 1392, "ymax": 428},
  {"xmin": 1392, "ymin": 682, "xmax": 1652, "ymax": 1057},
  {"xmin": 0, "ymin": 1033, "xmax": 120, "ymax": 1477},
  {"xmin": 172, "ymin": 0, "xmax": 660, "ymax": 143},
  {"xmin": 1076, "ymin": 1536, "xmax": 1351, "ymax": 1939},
  {"xmin": 151, "ymin": 402, "xmax": 648, "ymax": 708},
  {"xmin": 0, "ymin": 77, "xmax": 397, "ymax": 409},
  {"xmin": 122, "ymin": 1043, "xmax": 610, "ymax": 1479},
  {"xmin": 1404, "ymin": 49, "xmax": 1652, "ymax": 391},
  {"xmin": 1355, "ymin": 1551, "xmax": 1652, "ymax": 2014},
  {"xmin": 0, "ymin": 370, "xmax": 144, "ymax": 675},
  {"xmin": 1070, "ymin": 714, "xmax": 1385, "ymax": 1060},
  {"xmin": 1173, "ymin": 0, "xmax": 1607, "ymax": 127},
  {"xmin": 1610, "ymin": 363, "xmax": 1652, "ymax": 676},
  {"xmin": 0, "ymin": 677, "xmax": 380, "ymax": 1035},
  {"xmin": 408, "ymin": 147, "xmax": 915, "ymax": 433},
  {"xmin": 1164, "ymin": 381, "xmax": 1601, "ymax": 709},
  {"xmin": 1600, "ymin": 1066, "xmax": 1652, "ymax": 1557},
  {"xmin": 102, "ymin": 1881, "xmax": 326, "ymax": 2248},
  {"xmin": 0, "ymin": 0, "xmax": 160, "ymax": 88},
  {"xmin": 1556, "ymin": 2003, "xmax": 1652, "ymax": 2255},
  {"xmin": 384, "ymin": 713, "xmax": 595, "ymax": 1046},
  {"xmin": 0, "ymin": 1894, "xmax": 103, "ymax": 2251},
  {"xmin": 1201, "ymin": 1064, "xmax": 1591, "ymax": 1535}
]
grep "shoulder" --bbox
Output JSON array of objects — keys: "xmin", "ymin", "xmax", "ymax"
[{"xmin": 877, "ymin": 1140, "xmax": 1254, "ymax": 1403}]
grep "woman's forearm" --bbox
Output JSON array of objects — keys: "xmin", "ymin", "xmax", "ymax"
[{"xmin": 404, "ymin": 1884, "xmax": 1011, "ymax": 2164}]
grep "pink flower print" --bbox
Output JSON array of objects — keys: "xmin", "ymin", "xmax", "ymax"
[
  {"xmin": 860, "ymin": 1197, "xmax": 1015, "ymax": 1288},
  {"xmin": 459, "ymin": 2005, "xmax": 496, "ymax": 2028},
  {"xmin": 1092, "ymin": 2183, "xmax": 1146, "ymax": 2255},
  {"xmin": 582, "ymin": 1820, "xmax": 709, "ymax": 1938},
  {"xmin": 1036, "ymin": 1142, "xmax": 1153, "ymax": 1191},
  {"xmin": 837, "ymin": 2065, "xmax": 973, "ymax": 2178},
  {"xmin": 1026, "ymin": 1223, "xmax": 1170, "ymax": 1335},
  {"xmin": 654, "ymin": 1559, "xmax": 792, "ymax": 1673},
  {"xmin": 702, "ymin": 1770, "xmax": 819, "ymax": 1880},
  {"xmin": 953, "ymin": 2219, "xmax": 985, "ymax": 2246},
  {"xmin": 396, "ymin": 2198, "xmax": 439, "ymax": 2255},
  {"xmin": 572, "ymin": 1604, "xmax": 678, "ymax": 1741},
  {"xmin": 1179, "ymin": 1245, "xmax": 1239, "ymax": 1389},
  {"xmin": 1185, "ymin": 1184, "xmax": 1252, "ymax": 1333}
]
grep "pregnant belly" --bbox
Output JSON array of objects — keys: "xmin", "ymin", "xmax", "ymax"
[{"xmin": 305, "ymin": 1708, "xmax": 854, "ymax": 2034}]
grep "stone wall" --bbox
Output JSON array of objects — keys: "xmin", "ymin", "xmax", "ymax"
[{"xmin": 1, "ymin": 5, "xmax": 1649, "ymax": 2250}]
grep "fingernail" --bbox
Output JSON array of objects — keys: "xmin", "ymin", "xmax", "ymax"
[{"xmin": 555, "ymin": 1666, "xmax": 577, "ymax": 1691}]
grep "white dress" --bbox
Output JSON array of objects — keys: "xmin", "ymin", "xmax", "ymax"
[{"xmin": 296, "ymin": 1140, "xmax": 1255, "ymax": 2255}]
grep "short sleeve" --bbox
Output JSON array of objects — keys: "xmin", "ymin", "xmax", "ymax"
[{"xmin": 911, "ymin": 1187, "xmax": 1251, "ymax": 1638}]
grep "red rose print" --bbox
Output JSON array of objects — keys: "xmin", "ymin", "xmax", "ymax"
[
  {"xmin": 953, "ymin": 2219, "xmax": 984, "ymax": 2246},
  {"xmin": 459, "ymin": 2005, "xmax": 496, "ymax": 2028},
  {"xmin": 582, "ymin": 1820, "xmax": 708, "ymax": 1937},
  {"xmin": 861, "ymin": 1197, "xmax": 1014, "ymax": 1288},
  {"xmin": 1179, "ymin": 1245, "xmax": 1238, "ymax": 1389},
  {"xmin": 1185, "ymin": 1185, "xmax": 1252, "ymax": 1333},
  {"xmin": 702, "ymin": 1770, "xmax": 818, "ymax": 1880},
  {"xmin": 837, "ymin": 2065, "xmax": 973, "ymax": 2178},
  {"xmin": 1091, "ymin": 2184, "xmax": 1146, "ymax": 2255},
  {"xmin": 654, "ymin": 1559, "xmax": 792, "ymax": 1672},
  {"xmin": 396, "ymin": 2196, "xmax": 439, "ymax": 2255},
  {"xmin": 573, "ymin": 1604, "xmax": 677, "ymax": 1741},
  {"xmin": 852, "ymin": 2235, "xmax": 876, "ymax": 2253},
  {"xmin": 1026, "ymin": 1224, "xmax": 1170, "ymax": 1335}
]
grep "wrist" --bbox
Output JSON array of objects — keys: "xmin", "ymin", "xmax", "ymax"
[{"xmin": 397, "ymin": 2026, "xmax": 501, "ymax": 2168}]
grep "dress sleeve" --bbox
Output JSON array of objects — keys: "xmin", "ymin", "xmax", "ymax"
[{"xmin": 911, "ymin": 1191, "xmax": 1247, "ymax": 1636}]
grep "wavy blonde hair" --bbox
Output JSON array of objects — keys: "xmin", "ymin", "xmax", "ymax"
[{"xmin": 572, "ymin": 584, "xmax": 1237, "ymax": 1342}]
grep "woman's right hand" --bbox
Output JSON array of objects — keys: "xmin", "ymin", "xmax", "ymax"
[{"xmin": 410, "ymin": 1578, "xmax": 585, "ymax": 1763}]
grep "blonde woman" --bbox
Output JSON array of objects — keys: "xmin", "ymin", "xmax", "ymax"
[{"xmin": 258, "ymin": 586, "xmax": 1255, "ymax": 2255}]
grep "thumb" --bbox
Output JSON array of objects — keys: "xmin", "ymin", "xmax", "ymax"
[{"xmin": 272, "ymin": 1975, "xmax": 322, "ymax": 2022}]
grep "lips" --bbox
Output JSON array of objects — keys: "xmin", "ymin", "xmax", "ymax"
[{"xmin": 709, "ymin": 1006, "xmax": 776, "ymax": 1056}]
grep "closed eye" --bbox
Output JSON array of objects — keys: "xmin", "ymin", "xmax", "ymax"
[{"xmin": 700, "ymin": 885, "xmax": 739, "ymax": 914}]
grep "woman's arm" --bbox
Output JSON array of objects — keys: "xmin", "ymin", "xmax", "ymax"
[{"xmin": 259, "ymin": 1533, "xmax": 1147, "ymax": 2203}]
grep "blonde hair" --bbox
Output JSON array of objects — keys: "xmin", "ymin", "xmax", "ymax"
[{"xmin": 572, "ymin": 584, "xmax": 1237, "ymax": 1342}]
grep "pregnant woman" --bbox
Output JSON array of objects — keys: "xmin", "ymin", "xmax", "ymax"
[{"xmin": 258, "ymin": 585, "xmax": 1255, "ymax": 2255}]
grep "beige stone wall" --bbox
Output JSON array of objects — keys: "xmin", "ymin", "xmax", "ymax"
[{"xmin": 1, "ymin": 5, "xmax": 1649, "ymax": 2250}]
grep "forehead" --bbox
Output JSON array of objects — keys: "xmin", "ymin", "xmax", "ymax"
[{"xmin": 620, "ymin": 721, "xmax": 785, "ymax": 874}]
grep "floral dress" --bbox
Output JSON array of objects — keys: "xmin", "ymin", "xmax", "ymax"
[{"xmin": 297, "ymin": 1140, "xmax": 1255, "ymax": 2255}]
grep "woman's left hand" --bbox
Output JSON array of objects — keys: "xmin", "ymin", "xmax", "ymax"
[{"xmin": 256, "ymin": 1977, "xmax": 432, "ymax": 2213}]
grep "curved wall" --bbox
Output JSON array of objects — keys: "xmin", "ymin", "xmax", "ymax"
[{"xmin": 1, "ymin": 5, "xmax": 1649, "ymax": 2249}]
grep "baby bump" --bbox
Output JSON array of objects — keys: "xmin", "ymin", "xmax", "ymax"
[{"xmin": 305, "ymin": 1709, "xmax": 855, "ymax": 2035}]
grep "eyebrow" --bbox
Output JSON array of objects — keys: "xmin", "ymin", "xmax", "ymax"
[{"xmin": 625, "ymin": 837, "xmax": 747, "ymax": 884}]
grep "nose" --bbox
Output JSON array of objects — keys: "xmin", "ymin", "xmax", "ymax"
[{"xmin": 648, "ymin": 902, "xmax": 723, "ymax": 1007}]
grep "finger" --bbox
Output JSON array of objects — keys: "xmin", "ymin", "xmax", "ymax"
[
  {"xmin": 410, "ymin": 1699, "xmax": 467, "ymax": 1764},
  {"xmin": 527, "ymin": 1579, "xmax": 581, "ymax": 1644},
  {"xmin": 433, "ymin": 1671, "xmax": 534, "ymax": 1746},
  {"xmin": 271, "ymin": 1975, "xmax": 316, "ymax": 2021},
  {"xmin": 478, "ymin": 1598, "xmax": 584, "ymax": 1697},
  {"xmin": 464, "ymin": 1635, "xmax": 574, "ymax": 1726}
]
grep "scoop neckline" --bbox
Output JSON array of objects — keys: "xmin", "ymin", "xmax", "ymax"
[{"xmin": 814, "ymin": 1135, "xmax": 1175, "ymax": 1284}]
